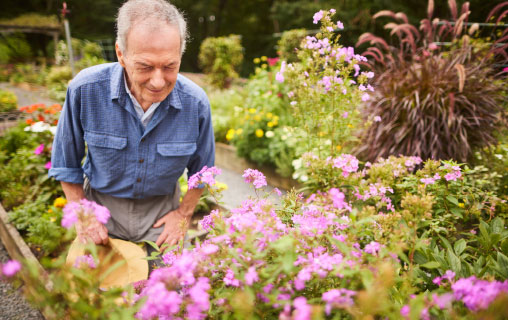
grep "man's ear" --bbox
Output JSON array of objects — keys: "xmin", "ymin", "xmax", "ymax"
[{"xmin": 116, "ymin": 43, "xmax": 126, "ymax": 68}]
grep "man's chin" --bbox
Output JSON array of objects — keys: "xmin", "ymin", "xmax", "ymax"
[{"xmin": 144, "ymin": 91, "xmax": 170, "ymax": 103}]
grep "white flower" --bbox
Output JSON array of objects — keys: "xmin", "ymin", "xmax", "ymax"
[{"xmin": 265, "ymin": 131, "xmax": 274, "ymax": 138}]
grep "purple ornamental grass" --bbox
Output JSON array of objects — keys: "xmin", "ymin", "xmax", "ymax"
[{"xmin": 1, "ymin": 260, "xmax": 21, "ymax": 277}]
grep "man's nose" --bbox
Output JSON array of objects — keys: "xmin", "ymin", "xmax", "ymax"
[{"xmin": 150, "ymin": 69, "xmax": 165, "ymax": 89}]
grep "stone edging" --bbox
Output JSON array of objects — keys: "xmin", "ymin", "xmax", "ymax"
[{"xmin": 215, "ymin": 142, "xmax": 300, "ymax": 191}]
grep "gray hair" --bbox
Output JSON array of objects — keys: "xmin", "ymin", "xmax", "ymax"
[{"xmin": 116, "ymin": 0, "xmax": 188, "ymax": 55}]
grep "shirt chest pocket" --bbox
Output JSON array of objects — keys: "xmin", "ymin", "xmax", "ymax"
[
  {"xmin": 156, "ymin": 142, "xmax": 196, "ymax": 177},
  {"xmin": 84, "ymin": 131, "xmax": 127, "ymax": 178}
]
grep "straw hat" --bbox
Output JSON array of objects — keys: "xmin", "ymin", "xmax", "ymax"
[{"xmin": 66, "ymin": 238, "xmax": 148, "ymax": 289}]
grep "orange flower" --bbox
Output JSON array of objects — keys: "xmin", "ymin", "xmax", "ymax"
[
  {"xmin": 26, "ymin": 118, "xmax": 34, "ymax": 125},
  {"xmin": 19, "ymin": 105, "xmax": 28, "ymax": 111},
  {"xmin": 38, "ymin": 115, "xmax": 45, "ymax": 122}
]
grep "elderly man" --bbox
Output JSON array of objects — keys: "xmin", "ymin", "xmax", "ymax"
[{"xmin": 49, "ymin": 0, "xmax": 214, "ymax": 251}]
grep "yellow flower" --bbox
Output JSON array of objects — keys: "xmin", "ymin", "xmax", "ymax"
[
  {"xmin": 255, "ymin": 129, "xmax": 264, "ymax": 138},
  {"xmin": 253, "ymin": 58, "xmax": 261, "ymax": 64},
  {"xmin": 254, "ymin": 115, "xmax": 261, "ymax": 121},
  {"xmin": 267, "ymin": 121, "xmax": 274, "ymax": 128},
  {"xmin": 336, "ymin": 145, "xmax": 342, "ymax": 151},
  {"xmin": 50, "ymin": 217, "xmax": 56, "ymax": 222},
  {"xmin": 226, "ymin": 129, "xmax": 235, "ymax": 141},
  {"xmin": 47, "ymin": 208, "xmax": 53, "ymax": 213},
  {"xmin": 266, "ymin": 112, "xmax": 273, "ymax": 119},
  {"xmin": 347, "ymin": 124, "xmax": 354, "ymax": 128},
  {"xmin": 458, "ymin": 203, "xmax": 465, "ymax": 208},
  {"xmin": 236, "ymin": 128, "xmax": 243, "ymax": 135},
  {"xmin": 248, "ymin": 108, "xmax": 256, "ymax": 114},
  {"xmin": 215, "ymin": 181, "xmax": 228, "ymax": 192},
  {"xmin": 318, "ymin": 131, "xmax": 326, "ymax": 137},
  {"xmin": 261, "ymin": 56, "xmax": 267, "ymax": 61},
  {"xmin": 261, "ymin": 63, "xmax": 267, "ymax": 69},
  {"xmin": 273, "ymin": 115, "xmax": 279, "ymax": 122},
  {"xmin": 53, "ymin": 197, "xmax": 67, "ymax": 208}
]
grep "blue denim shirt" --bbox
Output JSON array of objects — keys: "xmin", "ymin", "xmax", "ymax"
[{"xmin": 49, "ymin": 62, "xmax": 215, "ymax": 199}]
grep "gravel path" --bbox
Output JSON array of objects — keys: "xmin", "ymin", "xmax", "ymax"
[{"xmin": 0, "ymin": 242, "xmax": 44, "ymax": 320}]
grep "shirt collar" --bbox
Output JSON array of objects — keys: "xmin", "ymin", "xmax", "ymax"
[{"xmin": 110, "ymin": 62, "xmax": 182, "ymax": 110}]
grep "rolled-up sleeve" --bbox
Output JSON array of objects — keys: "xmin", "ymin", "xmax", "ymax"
[
  {"xmin": 48, "ymin": 85, "xmax": 86, "ymax": 184},
  {"xmin": 186, "ymin": 97, "xmax": 215, "ymax": 180}
]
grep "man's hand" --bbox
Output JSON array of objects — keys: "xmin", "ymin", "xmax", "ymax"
[
  {"xmin": 153, "ymin": 187, "xmax": 204, "ymax": 249},
  {"xmin": 76, "ymin": 218, "xmax": 109, "ymax": 245},
  {"xmin": 153, "ymin": 209, "xmax": 191, "ymax": 248}
]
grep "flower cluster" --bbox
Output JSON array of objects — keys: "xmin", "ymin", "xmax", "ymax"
[
  {"xmin": 73, "ymin": 254, "xmax": 97, "ymax": 269},
  {"xmin": 188, "ymin": 166, "xmax": 222, "ymax": 189},
  {"xmin": 61, "ymin": 199, "xmax": 110, "ymax": 229},
  {"xmin": 242, "ymin": 168, "xmax": 267, "ymax": 189}
]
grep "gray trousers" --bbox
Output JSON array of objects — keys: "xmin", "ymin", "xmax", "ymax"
[{"xmin": 83, "ymin": 177, "xmax": 181, "ymax": 243}]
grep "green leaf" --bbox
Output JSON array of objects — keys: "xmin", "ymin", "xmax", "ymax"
[
  {"xmin": 447, "ymin": 248, "xmax": 462, "ymax": 273},
  {"xmin": 450, "ymin": 208, "xmax": 463, "ymax": 218},
  {"xmin": 454, "ymin": 239, "xmax": 467, "ymax": 256},
  {"xmin": 446, "ymin": 195, "xmax": 459, "ymax": 206},
  {"xmin": 492, "ymin": 218, "xmax": 504, "ymax": 234},
  {"xmin": 497, "ymin": 252, "xmax": 508, "ymax": 277},
  {"xmin": 420, "ymin": 261, "xmax": 441, "ymax": 269},
  {"xmin": 438, "ymin": 235, "xmax": 453, "ymax": 251}
]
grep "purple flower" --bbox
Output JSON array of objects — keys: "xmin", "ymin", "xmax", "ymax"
[
  {"xmin": 276, "ymin": 61, "xmax": 286, "ymax": 83},
  {"xmin": 322, "ymin": 288, "xmax": 356, "ymax": 315},
  {"xmin": 313, "ymin": 10, "xmax": 324, "ymax": 24},
  {"xmin": 200, "ymin": 244, "xmax": 219, "ymax": 255},
  {"xmin": 452, "ymin": 276, "xmax": 508, "ymax": 311},
  {"xmin": 273, "ymin": 188, "xmax": 282, "ymax": 196},
  {"xmin": 293, "ymin": 297, "xmax": 312, "ymax": 320},
  {"xmin": 364, "ymin": 241, "xmax": 382, "ymax": 255},
  {"xmin": 373, "ymin": 116, "xmax": 381, "ymax": 122},
  {"xmin": 34, "ymin": 144, "xmax": 44, "ymax": 155},
  {"xmin": 400, "ymin": 305, "xmax": 410, "ymax": 317},
  {"xmin": 73, "ymin": 254, "xmax": 96, "ymax": 269},
  {"xmin": 337, "ymin": 21, "xmax": 344, "ymax": 30},
  {"xmin": 186, "ymin": 277, "xmax": 210, "ymax": 320},
  {"xmin": 188, "ymin": 166, "xmax": 222, "ymax": 189},
  {"xmin": 245, "ymin": 266, "xmax": 259, "ymax": 285},
  {"xmin": 242, "ymin": 168, "xmax": 267, "ymax": 189},
  {"xmin": 61, "ymin": 202, "xmax": 80, "ymax": 229},
  {"xmin": 432, "ymin": 293, "xmax": 455, "ymax": 309},
  {"xmin": 420, "ymin": 176, "xmax": 436, "ymax": 186},
  {"xmin": 136, "ymin": 283, "xmax": 182, "ymax": 319},
  {"xmin": 2, "ymin": 260, "xmax": 21, "ymax": 277},
  {"xmin": 44, "ymin": 161, "xmax": 52, "ymax": 170},
  {"xmin": 223, "ymin": 268, "xmax": 240, "ymax": 287},
  {"xmin": 200, "ymin": 209, "xmax": 218, "ymax": 232},
  {"xmin": 328, "ymin": 188, "xmax": 351, "ymax": 211}
]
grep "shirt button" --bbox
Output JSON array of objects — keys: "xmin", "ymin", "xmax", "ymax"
[
  {"xmin": 139, "ymin": 159, "xmax": 144, "ymax": 163},
  {"xmin": 136, "ymin": 178, "xmax": 141, "ymax": 182}
]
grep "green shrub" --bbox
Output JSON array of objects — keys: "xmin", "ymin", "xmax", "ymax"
[
  {"xmin": 208, "ymin": 88, "xmax": 245, "ymax": 143},
  {"xmin": 82, "ymin": 41, "xmax": 104, "ymax": 59},
  {"xmin": 198, "ymin": 35, "xmax": 243, "ymax": 89},
  {"xmin": 46, "ymin": 66, "xmax": 73, "ymax": 86},
  {"xmin": 277, "ymin": 28, "xmax": 307, "ymax": 63},
  {"xmin": 356, "ymin": 1, "xmax": 508, "ymax": 163},
  {"xmin": 0, "ymin": 89, "xmax": 17, "ymax": 112},
  {"xmin": 0, "ymin": 33, "xmax": 32, "ymax": 62}
]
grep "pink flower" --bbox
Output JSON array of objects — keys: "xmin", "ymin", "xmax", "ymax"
[
  {"xmin": 374, "ymin": 116, "xmax": 381, "ymax": 122},
  {"xmin": 45, "ymin": 161, "xmax": 52, "ymax": 169},
  {"xmin": 361, "ymin": 93, "xmax": 370, "ymax": 102},
  {"xmin": 337, "ymin": 21, "xmax": 344, "ymax": 30},
  {"xmin": 273, "ymin": 188, "xmax": 282, "ymax": 196},
  {"xmin": 429, "ymin": 43, "xmax": 438, "ymax": 50},
  {"xmin": 400, "ymin": 305, "xmax": 410, "ymax": 317},
  {"xmin": 267, "ymin": 57, "xmax": 279, "ymax": 67},
  {"xmin": 322, "ymin": 288, "xmax": 356, "ymax": 315},
  {"xmin": 293, "ymin": 297, "xmax": 312, "ymax": 320},
  {"xmin": 188, "ymin": 166, "xmax": 222, "ymax": 189},
  {"xmin": 242, "ymin": 168, "xmax": 267, "ymax": 189},
  {"xmin": 1, "ymin": 260, "xmax": 21, "ymax": 277},
  {"xmin": 342, "ymin": 111, "xmax": 349, "ymax": 118},
  {"xmin": 276, "ymin": 61, "xmax": 286, "ymax": 83},
  {"xmin": 364, "ymin": 241, "xmax": 382, "ymax": 255},
  {"xmin": 61, "ymin": 199, "xmax": 110, "ymax": 229},
  {"xmin": 245, "ymin": 266, "xmax": 259, "ymax": 285},
  {"xmin": 503, "ymin": 67, "xmax": 508, "ymax": 73},
  {"xmin": 73, "ymin": 254, "xmax": 96, "ymax": 268},
  {"xmin": 313, "ymin": 10, "xmax": 324, "ymax": 24},
  {"xmin": 34, "ymin": 144, "xmax": 44, "ymax": 155}
]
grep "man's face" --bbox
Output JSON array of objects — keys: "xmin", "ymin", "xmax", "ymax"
[{"xmin": 116, "ymin": 23, "xmax": 181, "ymax": 109}]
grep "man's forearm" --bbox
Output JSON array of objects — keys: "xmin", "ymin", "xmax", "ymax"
[
  {"xmin": 61, "ymin": 181, "xmax": 85, "ymax": 203},
  {"xmin": 178, "ymin": 188, "xmax": 204, "ymax": 217}
]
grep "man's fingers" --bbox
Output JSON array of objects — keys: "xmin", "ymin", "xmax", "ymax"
[
  {"xmin": 153, "ymin": 216, "xmax": 165, "ymax": 228},
  {"xmin": 156, "ymin": 231, "xmax": 168, "ymax": 247}
]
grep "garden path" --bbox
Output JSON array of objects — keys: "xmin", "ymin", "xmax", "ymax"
[{"xmin": 0, "ymin": 241, "xmax": 44, "ymax": 320}]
